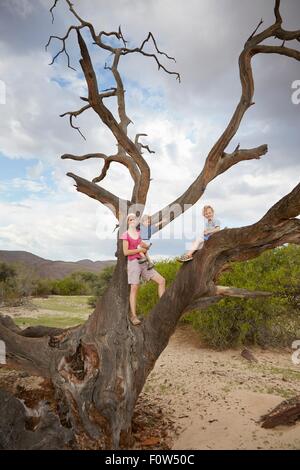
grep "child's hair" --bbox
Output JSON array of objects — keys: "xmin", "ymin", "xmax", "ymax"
[
  {"xmin": 202, "ymin": 205, "xmax": 214, "ymax": 216},
  {"xmin": 141, "ymin": 214, "xmax": 150, "ymax": 224}
]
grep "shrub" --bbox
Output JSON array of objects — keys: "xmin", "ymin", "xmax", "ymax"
[
  {"xmin": 136, "ymin": 259, "xmax": 179, "ymax": 315},
  {"xmin": 135, "ymin": 246, "xmax": 300, "ymax": 349},
  {"xmin": 183, "ymin": 245, "xmax": 300, "ymax": 348},
  {"xmin": 0, "ymin": 262, "xmax": 28, "ymax": 306},
  {"xmin": 88, "ymin": 266, "xmax": 115, "ymax": 307}
]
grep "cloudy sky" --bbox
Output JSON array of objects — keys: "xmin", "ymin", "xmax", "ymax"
[{"xmin": 0, "ymin": 0, "xmax": 299, "ymax": 261}]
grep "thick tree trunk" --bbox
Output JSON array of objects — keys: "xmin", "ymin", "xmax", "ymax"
[
  {"xmin": 0, "ymin": 242, "xmax": 151, "ymax": 449},
  {"xmin": 1, "ymin": 198, "xmax": 300, "ymax": 449}
]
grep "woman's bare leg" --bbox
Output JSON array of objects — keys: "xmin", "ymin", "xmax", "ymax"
[{"xmin": 129, "ymin": 284, "xmax": 139, "ymax": 318}]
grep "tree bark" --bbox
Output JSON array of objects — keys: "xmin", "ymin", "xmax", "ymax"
[
  {"xmin": 1, "ymin": 0, "xmax": 299, "ymax": 450},
  {"xmin": 1, "ymin": 199, "xmax": 299, "ymax": 449},
  {"xmin": 260, "ymin": 396, "xmax": 300, "ymax": 429}
]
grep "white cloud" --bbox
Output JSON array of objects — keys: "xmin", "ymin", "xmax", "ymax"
[
  {"xmin": 3, "ymin": 0, "xmax": 34, "ymax": 18},
  {"xmin": 0, "ymin": 0, "xmax": 299, "ymax": 260}
]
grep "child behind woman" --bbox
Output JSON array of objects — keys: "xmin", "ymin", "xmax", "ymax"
[{"xmin": 137, "ymin": 214, "xmax": 166, "ymax": 269}]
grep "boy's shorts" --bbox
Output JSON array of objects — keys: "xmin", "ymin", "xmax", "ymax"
[{"xmin": 127, "ymin": 259, "xmax": 157, "ymax": 285}]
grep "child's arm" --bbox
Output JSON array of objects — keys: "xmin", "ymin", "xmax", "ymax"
[
  {"xmin": 140, "ymin": 240, "xmax": 150, "ymax": 249},
  {"xmin": 204, "ymin": 226, "xmax": 220, "ymax": 235},
  {"xmin": 154, "ymin": 217, "xmax": 168, "ymax": 228}
]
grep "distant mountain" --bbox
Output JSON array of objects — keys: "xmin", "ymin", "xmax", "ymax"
[{"xmin": 0, "ymin": 250, "xmax": 116, "ymax": 279}]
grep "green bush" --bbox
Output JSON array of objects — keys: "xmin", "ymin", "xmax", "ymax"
[
  {"xmin": 88, "ymin": 266, "xmax": 115, "ymax": 307},
  {"xmin": 136, "ymin": 260, "xmax": 179, "ymax": 315},
  {"xmin": 0, "ymin": 262, "xmax": 30, "ymax": 306},
  {"xmin": 33, "ymin": 271, "xmax": 112, "ymax": 298},
  {"xmin": 33, "ymin": 278, "xmax": 55, "ymax": 296},
  {"xmin": 51, "ymin": 277, "xmax": 87, "ymax": 296},
  {"xmin": 135, "ymin": 246, "xmax": 300, "ymax": 349}
]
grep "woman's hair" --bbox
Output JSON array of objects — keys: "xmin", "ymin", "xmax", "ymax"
[
  {"xmin": 202, "ymin": 205, "xmax": 214, "ymax": 216},
  {"xmin": 126, "ymin": 213, "xmax": 136, "ymax": 228}
]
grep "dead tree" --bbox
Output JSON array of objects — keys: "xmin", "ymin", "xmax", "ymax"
[{"xmin": 0, "ymin": 0, "xmax": 300, "ymax": 449}]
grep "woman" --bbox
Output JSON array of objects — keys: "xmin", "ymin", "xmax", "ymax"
[{"xmin": 121, "ymin": 213, "xmax": 166, "ymax": 325}]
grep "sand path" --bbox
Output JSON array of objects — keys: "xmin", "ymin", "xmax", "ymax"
[{"xmin": 143, "ymin": 325, "xmax": 300, "ymax": 450}]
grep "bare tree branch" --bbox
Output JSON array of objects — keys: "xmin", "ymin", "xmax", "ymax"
[
  {"xmin": 0, "ymin": 323, "xmax": 51, "ymax": 376},
  {"xmin": 149, "ymin": 2, "xmax": 300, "ymax": 228},
  {"xmin": 61, "ymin": 151, "xmax": 141, "ymax": 197},
  {"xmin": 185, "ymin": 286, "xmax": 272, "ymax": 312},
  {"xmin": 143, "ymin": 181, "xmax": 300, "ymax": 361},
  {"xmin": 247, "ymin": 18, "xmax": 264, "ymax": 42},
  {"xmin": 274, "ymin": 0, "xmax": 283, "ymax": 24},
  {"xmin": 61, "ymin": 152, "xmax": 109, "ymax": 162},
  {"xmin": 121, "ymin": 31, "xmax": 181, "ymax": 82},
  {"xmin": 76, "ymin": 29, "xmax": 150, "ymax": 204},
  {"xmin": 215, "ymin": 285, "xmax": 272, "ymax": 298},
  {"xmin": 99, "ymin": 88, "xmax": 117, "ymax": 99},
  {"xmin": 252, "ymin": 44, "xmax": 300, "ymax": 61},
  {"xmin": 91, "ymin": 153, "xmax": 140, "ymax": 185},
  {"xmin": 135, "ymin": 134, "xmax": 155, "ymax": 155},
  {"xmin": 66, "ymin": 172, "xmax": 129, "ymax": 219},
  {"xmin": 47, "ymin": 0, "xmax": 181, "ymax": 207},
  {"xmin": 59, "ymin": 103, "xmax": 92, "ymax": 140},
  {"xmin": 45, "ymin": 25, "xmax": 81, "ymax": 70},
  {"xmin": 60, "ymin": 103, "xmax": 91, "ymax": 119},
  {"xmin": 49, "ymin": 0, "xmax": 59, "ymax": 24},
  {"xmin": 217, "ymin": 144, "xmax": 268, "ymax": 175},
  {"xmin": 107, "ymin": 51, "xmax": 133, "ymax": 160}
]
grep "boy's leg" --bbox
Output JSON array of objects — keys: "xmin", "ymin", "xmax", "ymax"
[
  {"xmin": 190, "ymin": 237, "xmax": 204, "ymax": 252},
  {"xmin": 138, "ymin": 241, "xmax": 152, "ymax": 264},
  {"xmin": 137, "ymin": 244, "xmax": 147, "ymax": 263},
  {"xmin": 145, "ymin": 245, "xmax": 154, "ymax": 269},
  {"xmin": 178, "ymin": 238, "xmax": 204, "ymax": 262}
]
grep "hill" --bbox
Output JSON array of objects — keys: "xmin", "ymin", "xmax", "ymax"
[{"xmin": 0, "ymin": 250, "xmax": 115, "ymax": 279}]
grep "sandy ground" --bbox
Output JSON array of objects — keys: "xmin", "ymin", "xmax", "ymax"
[
  {"xmin": 142, "ymin": 325, "xmax": 300, "ymax": 450},
  {"xmin": 2, "ymin": 302, "xmax": 300, "ymax": 450}
]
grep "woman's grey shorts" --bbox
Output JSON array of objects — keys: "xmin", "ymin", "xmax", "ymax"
[{"xmin": 127, "ymin": 259, "xmax": 157, "ymax": 285}]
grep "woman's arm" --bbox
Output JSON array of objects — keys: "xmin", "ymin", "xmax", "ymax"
[{"xmin": 122, "ymin": 240, "xmax": 146, "ymax": 256}]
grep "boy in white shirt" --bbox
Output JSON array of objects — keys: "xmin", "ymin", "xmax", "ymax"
[{"xmin": 178, "ymin": 205, "xmax": 221, "ymax": 262}]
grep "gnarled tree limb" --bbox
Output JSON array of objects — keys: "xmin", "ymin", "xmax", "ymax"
[
  {"xmin": 184, "ymin": 286, "xmax": 272, "ymax": 312},
  {"xmin": 150, "ymin": 0, "xmax": 300, "ymax": 227},
  {"xmin": 48, "ymin": 0, "xmax": 179, "ymax": 207},
  {"xmin": 66, "ymin": 172, "xmax": 129, "ymax": 219},
  {"xmin": 143, "ymin": 181, "xmax": 300, "ymax": 364}
]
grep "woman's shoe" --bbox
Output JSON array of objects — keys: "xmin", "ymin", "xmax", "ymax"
[
  {"xmin": 138, "ymin": 258, "xmax": 147, "ymax": 264},
  {"xmin": 129, "ymin": 315, "xmax": 141, "ymax": 326}
]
